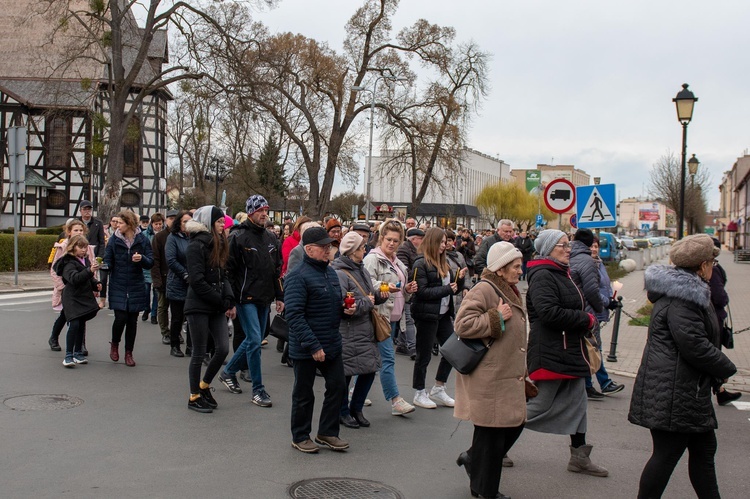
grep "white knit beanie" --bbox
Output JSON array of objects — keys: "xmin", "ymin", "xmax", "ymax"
[{"xmin": 487, "ymin": 242, "xmax": 523, "ymax": 272}]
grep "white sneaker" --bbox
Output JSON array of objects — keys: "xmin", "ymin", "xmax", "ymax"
[
  {"xmin": 413, "ymin": 389, "xmax": 437, "ymax": 409},
  {"xmin": 429, "ymin": 385, "xmax": 455, "ymax": 407},
  {"xmin": 391, "ymin": 398, "xmax": 415, "ymax": 416}
]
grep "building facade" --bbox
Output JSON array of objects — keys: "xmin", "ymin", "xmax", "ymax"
[
  {"xmin": 368, "ymin": 147, "xmax": 511, "ymax": 229},
  {"xmin": 0, "ymin": 1, "xmax": 170, "ymax": 229},
  {"xmin": 616, "ymin": 198, "xmax": 675, "ymax": 237}
]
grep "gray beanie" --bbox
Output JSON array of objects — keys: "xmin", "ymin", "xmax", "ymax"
[{"xmin": 534, "ymin": 229, "xmax": 566, "ymax": 257}]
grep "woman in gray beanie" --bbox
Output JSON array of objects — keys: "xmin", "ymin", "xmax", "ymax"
[
  {"xmin": 524, "ymin": 229, "xmax": 609, "ymax": 477},
  {"xmin": 629, "ymin": 233, "xmax": 736, "ymax": 497}
]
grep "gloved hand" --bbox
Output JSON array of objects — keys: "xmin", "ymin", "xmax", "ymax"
[
  {"xmin": 607, "ymin": 299, "xmax": 619, "ymax": 310},
  {"xmin": 222, "ymin": 298, "xmax": 233, "ymax": 311}
]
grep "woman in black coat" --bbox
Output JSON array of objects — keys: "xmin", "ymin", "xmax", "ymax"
[
  {"xmin": 525, "ymin": 229, "xmax": 608, "ymax": 478},
  {"xmin": 104, "ymin": 210, "xmax": 154, "ymax": 367},
  {"xmin": 629, "ymin": 234, "xmax": 736, "ymax": 498},
  {"xmin": 411, "ymin": 227, "xmax": 464, "ymax": 410},
  {"xmin": 184, "ymin": 206, "xmax": 235, "ymax": 413},
  {"xmin": 165, "ymin": 211, "xmax": 192, "ymax": 357},
  {"xmin": 54, "ymin": 235, "xmax": 101, "ymax": 367}
]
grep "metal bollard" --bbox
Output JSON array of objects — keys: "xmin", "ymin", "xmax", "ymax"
[{"xmin": 607, "ymin": 296, "xmax": 624, "ymax": 362}]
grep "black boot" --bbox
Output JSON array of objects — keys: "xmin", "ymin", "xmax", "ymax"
[
  {"xmin": 48, "ymin": 336, "xmax": 61, "ymax": 351},
  {"xmin": 456, "ymin": 451, "xmax": 471, "ymax": 478},
  {"xmin": 717, "ymin": 389, "xmax": 742, "ymax": 406}
]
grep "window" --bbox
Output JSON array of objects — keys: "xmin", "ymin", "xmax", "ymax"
[
  {"xmin": 120, "ymin": 189, "xmax": 140, "ymax": 207},
  {"xmin": 123, "ymin": 116, "xmax": 142, "ymax": 176},
  {"xmin": 46, "ymin": 116, "xmax": 72, "ymax": 169},
  {"xmin": 47, "ymin": 190, "xmax": 67, "ymax": 209}
]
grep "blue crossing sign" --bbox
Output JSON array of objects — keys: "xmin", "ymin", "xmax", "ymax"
[{"xmin": 576, "ymin": 184, "xmax": 617, "ymax": 229}]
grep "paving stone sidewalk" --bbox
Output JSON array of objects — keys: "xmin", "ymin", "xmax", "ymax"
[
  {"xmin": 0, "ymin": 271, "xmax": 53, "ymax": 293},
  {"xmin": 600, "ymin": 250, "xmax": 750, "ymax": 394}
]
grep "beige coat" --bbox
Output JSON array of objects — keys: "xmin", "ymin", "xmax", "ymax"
[{"xmin": 453, "ymin": 270, "xmax": 528, "ymax": 427}]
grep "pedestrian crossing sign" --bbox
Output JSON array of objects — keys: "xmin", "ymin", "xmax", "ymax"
[{"xmin": 576, "ymin": 184, "xmax": 617, "ymax": 228}]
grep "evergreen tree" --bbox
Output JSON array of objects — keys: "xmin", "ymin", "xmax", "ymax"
[{"xmin": 255, "ymin": 133, "xmax": 286, "ymax": 199}]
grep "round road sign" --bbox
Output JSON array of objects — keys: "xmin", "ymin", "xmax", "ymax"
[
  {"xmin": 570, "ymin": 214, "xmax": 578, "ymax": 228},
  {"xmin": 544, "ymin": 178, "xmax": 576, "ymax": 214}
]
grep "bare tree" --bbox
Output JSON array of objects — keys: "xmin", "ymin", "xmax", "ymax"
[{"xmin": 649, "ymin": 151, "xmax": 709, "ymax": 236}]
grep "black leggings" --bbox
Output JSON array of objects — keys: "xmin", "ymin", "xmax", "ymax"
[
  {"xmin": 169, "ymin": 300, "xmax": 185, "ymax": 349},
  {"xmin": 51, "ymin": 309, "xmax": 67, "ymax": 340},
  {"xmin": 65, "ymin": 311, "xmax": 97, "ymax": 355},
  {"xmin": 187, "ymin": 312, "xmax": 230, "ymax": 394},
  {"xmin": 112, "ymin": 310, "xmax": 139, "ymax": 352},
  {"xmin": 468, "ymin": 424, "xmax": 525, "ymax": 498},
  {"xmin": 412, "ymin": 314, "xmax": 454, "ymax": 390},
  {"xmin": 638, "ymin": 428, "xmax": 719, "ymax": 499}
]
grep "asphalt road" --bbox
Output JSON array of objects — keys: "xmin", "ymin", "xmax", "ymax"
[{"xmin": 1, "ymin": 292, "xmax": 748, "ymax": 499}]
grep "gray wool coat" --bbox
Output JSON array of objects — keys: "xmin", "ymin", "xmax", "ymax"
[{"xmin": 331, "ymin": 256, "xmax": 385, "ymax": 376}]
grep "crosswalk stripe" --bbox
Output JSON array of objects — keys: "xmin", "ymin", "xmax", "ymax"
[{"xmin": 729, "ymin": 401, "xmax": 750, "ymax": 411}]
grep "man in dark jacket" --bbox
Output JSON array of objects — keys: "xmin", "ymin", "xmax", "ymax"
[
  {"xmin": 219, "ymin": 195, "xmax": 283, "ymax": 408},
  {"xmin": 396, "ymin": 227, "xmax": 424, "ymax": 357},
  {"xmin": 151, "ymin": 210, "xmax": 177, "ymax": 342},
  {"xmin": 513, "ymin": 230, "xmax": 534, "ymax": 280},
  {"xmin": 474, "ymin": 219, "xmax": 514, "ymax": 275},
  {"xmin": 285, "ymin": 226, "xmax": 348, "ymax": 453},
  {"xmin": 78, "ymin": 200, "xmax": 106, "ymax": 257}
]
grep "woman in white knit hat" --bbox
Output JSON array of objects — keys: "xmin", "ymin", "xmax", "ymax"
[{"xmin": 454, "ymin": 242, "xmax": 528, "ymax": 499}]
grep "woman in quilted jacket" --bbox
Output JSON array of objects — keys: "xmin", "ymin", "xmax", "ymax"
[{"xmin": 629, "ymin": 234, "xmax": 736, "ymax": 498}]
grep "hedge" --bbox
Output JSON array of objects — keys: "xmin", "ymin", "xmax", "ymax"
[{"xmin": 0, "ymin": 234, "xmax": 60, "ymax": 271}]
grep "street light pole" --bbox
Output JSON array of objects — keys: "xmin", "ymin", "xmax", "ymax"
[
  {"xmin": 352, "ymin": 75, "xmax": 406, "ymax": 221},
  {"xmin": 673, "ymin": 83, "xmax": 698, "ymax": 240}
]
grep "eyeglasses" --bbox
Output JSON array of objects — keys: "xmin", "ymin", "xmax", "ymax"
[
  {"xmin": 554, "ymin": 242, "xmax": 572, "ymax": 250},
  {"xmin": 315, "ymin": 244, "xmax": 332, "ymax": 252}
]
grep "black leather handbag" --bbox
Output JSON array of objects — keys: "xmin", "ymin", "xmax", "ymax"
[
  {"xmin": 439, "ymin": 334, "xmax": 493, "ymax": 375},
  {"xmin": 269, "ymin": 313, "xmax": 289, "ymax": 341}
]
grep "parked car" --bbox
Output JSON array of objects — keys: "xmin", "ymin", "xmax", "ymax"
[
  {"xmin": 620, "ymin": 237, "xmax": 637, "ymax": 250},
  {"xmin": 598, "ymin": 232, "xmax": 622, "ymax": 262},
  {"xmin": 648, "ymin": 237, "xmax": 663, "ymax": 247},
  {"xmin": 634, "ymin": 238, "xmax": 652, "ymax": 249}
]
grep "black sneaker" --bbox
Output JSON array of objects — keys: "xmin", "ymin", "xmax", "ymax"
[
  {"xmin": 188, "ymin": 396, "xmax": 213, "ymax": 413},
  {"xmin": 200, "ymin": 386, "xmax": 218, "ymax": 409},
  {"xmin": 219, "ymin": 371, "xmax": 242, "ymax": 394},
  {"xmin": 49, "ymin": 336, "xmax": 62, "ymax": 352},
  {"xmin": 252, "ymin": 389, "xmax": 272, "ymax": 407},
  {"xmin": 150, "ymin": 316, "xmax": 158, "ymax": 325},
  {"xmin": 586, "ymin": 387, "xmax": 605, "ymax": 400},
  {"xmin": 601, "ymin": 381, "xmax": 625, "ymax": 395},
  {"xmin": 395, "ymin": 345, "xmax": 409, "ymax": 356},
  {"xmin": 142, "ymin": 310, "xmax": 149, "ymax": 321}
]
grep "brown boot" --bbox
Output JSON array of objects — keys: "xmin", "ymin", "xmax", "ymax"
[
  {"xmin": 125, "ymin": 351, "xmax": 136, "ymax": 367},
  {"xmin": 567, "ymin": 445, "xmax": 609, "ymax": 477},
  {"xmin": 110, "ymin": 342, "xmax": 119, "ymax": 362}
]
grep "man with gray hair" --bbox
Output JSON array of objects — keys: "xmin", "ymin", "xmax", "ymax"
[{"xmin": 474, "ymin": 219, "xmax": 515, "ymax": 275}]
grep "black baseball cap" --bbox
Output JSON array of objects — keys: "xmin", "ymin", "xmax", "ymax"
[
  {"xmin": 166, "ymin": 209, "xmax": 178, "ymax": 218},
  {"xmin": 302, "ymin": 226, "xmax": 335, "ymax": 246},
  {"xmin": 80, "ymin": 200, "xmax": 93, "ymax": 208},
  {"xmin": 406, "ymin": 228, "xmax": 425, "ymax": 238},
  {"xmin": 352, "ymin": 223, "xmax": 371, "ymax": 233}
]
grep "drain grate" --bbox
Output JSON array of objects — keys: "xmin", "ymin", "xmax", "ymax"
[
  {"xmin": 3, "ymin": 394, "xmax": 83, "ymax": 411},
  {"xmin": 289, "ymin": 478, "xmax": 404, "ymax": 499}
]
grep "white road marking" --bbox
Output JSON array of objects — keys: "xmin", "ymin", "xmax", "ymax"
[
  {"xmin": 0, "ymin": 291, "xmax": 52, "ymax": 300},
  {"xmin": 0, "ymin": 298, "xmax": 50, "ymax": 307},
  {"xmin": 729, "ymin": 401, "xmax": 750, "ymax": 411}
]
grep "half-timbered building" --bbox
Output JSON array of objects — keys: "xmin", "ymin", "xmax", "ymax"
[{"xmin": 0, "ymin": 1, "xmax": 170, "ymax": 229}]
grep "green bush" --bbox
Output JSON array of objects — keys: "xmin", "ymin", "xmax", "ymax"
[
  {"xmin": 605, "ymin": 262, "xmax": 628, "ymax": 281},
  {"xmin": 0, "ymin": 234, "xmax": 60, "ymax": 271},
  {"xmin": 36, "ymin": 225, "xmax": 65, "ymax": 235}
]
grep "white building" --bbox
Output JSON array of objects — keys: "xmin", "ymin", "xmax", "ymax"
[{"xmin": 368, "ymin": 147, "xmax": 510, "ymax": 229}]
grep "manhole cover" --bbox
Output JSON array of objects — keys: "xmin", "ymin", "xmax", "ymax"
[
  {"xmin": 3, "ymin": 394, "xmax": 83, "ymax": 411},
  {"xmin": 289, "ymin": 478, "xmax": 404, "ymax": 499}
]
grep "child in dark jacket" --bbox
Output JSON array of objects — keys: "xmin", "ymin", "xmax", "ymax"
[{"xmin": 53, "ymin": 235, "xmax": 101, "ymax": 367}]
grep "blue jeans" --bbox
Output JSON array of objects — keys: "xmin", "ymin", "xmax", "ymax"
[
  {"xmin": 225, "ymin": 303, "xmax": 269, "ymax": 393},
  {"xmin": 377, "ymin": 323, "xmax": 400, "ymax": 401},
  {"xmin": 144, "ymin": 283, "xmax": 158, "ymax": 315},
  {"xmin": 585, "ymin": 346, "xmax": 612, "ymax": 390}
]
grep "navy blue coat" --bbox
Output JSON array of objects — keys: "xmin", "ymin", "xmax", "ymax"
[
  {"xmin": 104, "ymin": 231, "xmax": 154, "ymax": 312},
  {"xmin": 165, "ymin": 231, "xmax": 190, "ymax": 301},
  {"xmin": 284, "ymin": 254, "xmax": 343, "ymax": 360}
]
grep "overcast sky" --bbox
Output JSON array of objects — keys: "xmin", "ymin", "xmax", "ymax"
[{"xmin": 256, "ymin": 0, "xmax": 750, "ymax": 210}]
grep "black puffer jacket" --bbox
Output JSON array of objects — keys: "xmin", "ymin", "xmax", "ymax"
[
  {"xmin": 54, "ymin": 254, "xmax": 100, "ymax": 321},
  {"xmin": 184, "ymin": 220, "xmax": 234, "ymax": 316},
  {"xmin": 226, "ymin": 220, "xmax": 283, "ymax": 305},
  {"xmin": 397, "ymin": 239, "xmax": 419, "ymax": 273},
  {"xmin": 285, "ymin": 254, "xmax": 343, "ymax": 360},
  {"xmin": 526, "ymin": 258, "xmax": 591, "ymax": 378},
  {"xmin": 629, "ymin": 265, "xmax": 736, "ymax": 432},
  {"xmin": 569, "ymin": 240, "xmax": 604, "ymax": 314},
  {"xmin": 411, "ymin": 255, "xmax": 461, "ymax": 321}
]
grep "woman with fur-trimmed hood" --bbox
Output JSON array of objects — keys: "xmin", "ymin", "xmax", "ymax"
[{"xmin": 629, "ymin": 233, "xmax": 736, "ymax": 498}]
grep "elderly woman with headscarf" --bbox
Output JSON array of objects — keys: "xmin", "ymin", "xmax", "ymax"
[
  {"xmin": 331, "ymin": 231, "xmax": 387, "ymax": 428},
  {"xmin": 524, "ymin": 229, "xmax": 608, "ymax": 477},
  {"xmin": 454, "ymin": 242, "xmax": 527, "ymax": 499},
  {"xmin": 629, "ymin": 234, "xmax": 736, "ymax": 498}
]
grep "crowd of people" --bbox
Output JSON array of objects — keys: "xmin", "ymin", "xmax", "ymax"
[{"xmin": 46, "ymin": 198, "xmax": 741, "ymax": 498}]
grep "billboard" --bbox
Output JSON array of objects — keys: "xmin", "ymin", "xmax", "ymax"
[{"xmin": 525, "ymin": 170, "xmax": 541, "ymax": 192}]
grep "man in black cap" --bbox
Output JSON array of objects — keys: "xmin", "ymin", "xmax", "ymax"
[
  {"xmin": 78, "ymin": 200, "xmax": 106, "ymax": 257},
  {"xmin": 396, "ymin": 227, "xmax": 424, "ymax": 357},
  {"xmin": 284, "ymin": 226, "xmax": 348, "ymax": 453},
  {"xmin": 351, "ymin": 222, "xmax": 373, "ymax": 255}
]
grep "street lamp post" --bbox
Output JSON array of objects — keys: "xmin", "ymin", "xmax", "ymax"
[
  {"xmin": 352, "ymin": 75, "xmax": 406, "ymax": 221},
  {"xmin": 80, "ymin": 168, "xmax": 91, "ymax": 200},
  {"xmin": 673, "ymin": 83, "xmax": 698, "ymax": 240},
  {"xmin": 688, "ymin": 153, "xmax": 700, "ymax": 187}
]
